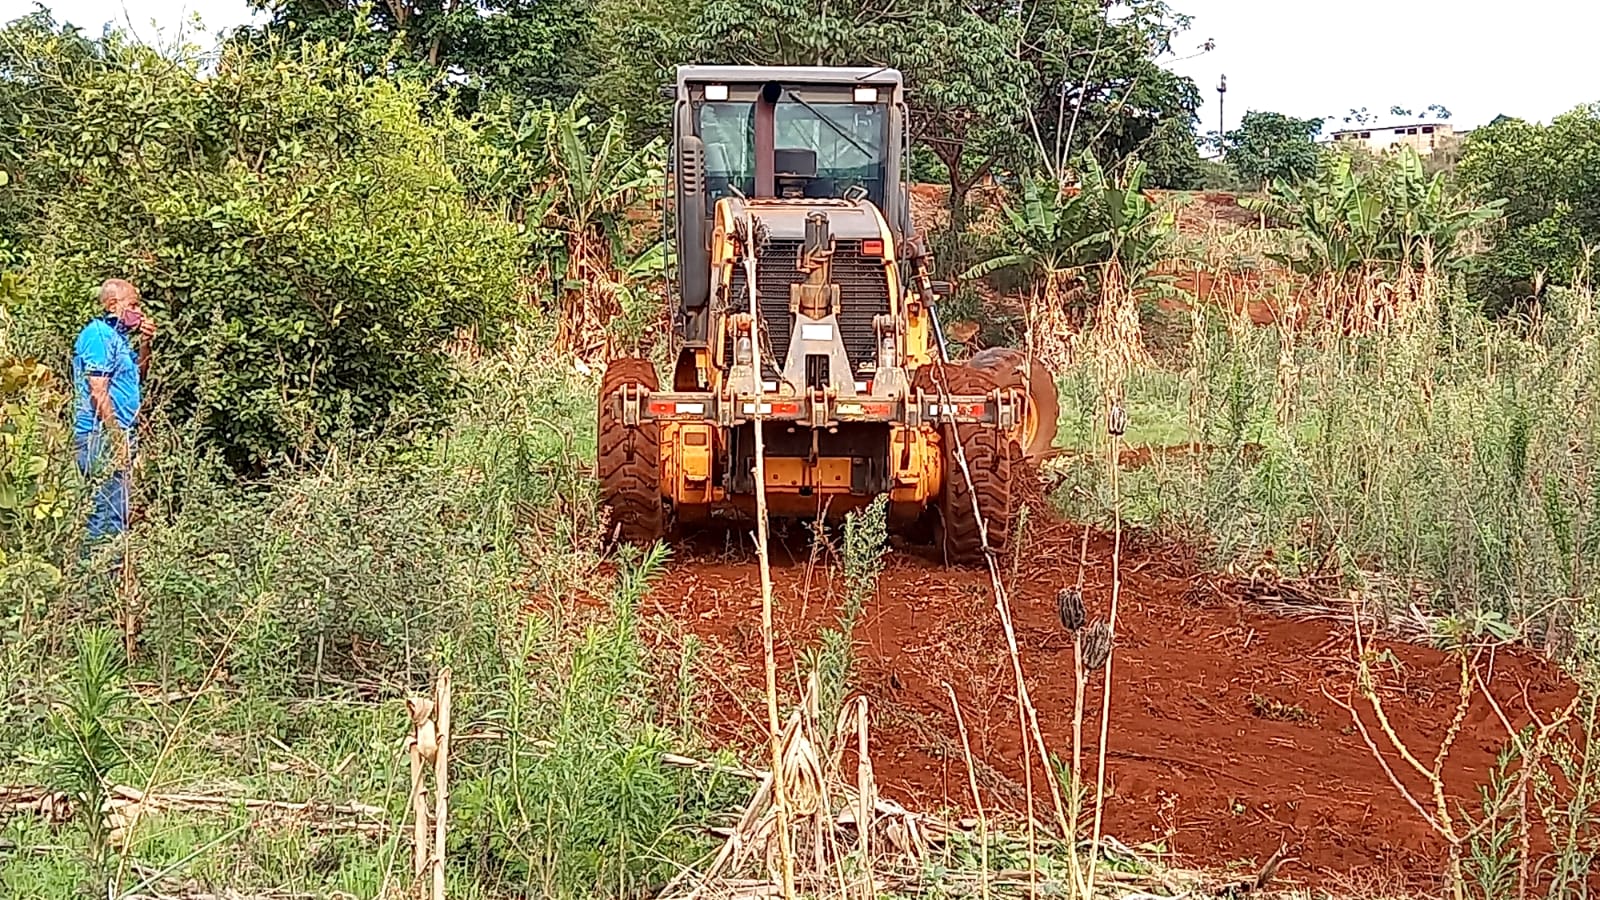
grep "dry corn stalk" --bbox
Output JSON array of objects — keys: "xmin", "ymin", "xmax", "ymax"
[
  {"xmin": 0, "ymin": 786, "xmax": 72, "ymax": 823},
  {"xmin": 407, "ymin": 696, "xmax": 436, "ymax": 883},
  {"xmin": 1091, "ymin": 258, "xmax": 1147, "ymax": 404},
  {"xmin": 405, "ymin": 668, "xmax": 452, "ymax": 900},
  {"xmin": 1027, "ymin": 270, "xmax": 1083, "ymax": 374},
  {"xmin": 667, "ymin": 677, "xmax": 952, "ymax": 900},
  {"xmin": 102, "ymin": 792, "xmax": 142, "ymax": 850},
  {"xmin": 95, "ymin": 784, "xmax": 387, "ymax": 850}
]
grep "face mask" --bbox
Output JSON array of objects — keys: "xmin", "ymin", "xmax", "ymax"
[{"xmin": 115, "ymin": 308, "xmax": 143, "ymax": 332}]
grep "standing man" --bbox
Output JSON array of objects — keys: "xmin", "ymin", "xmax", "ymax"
[{"xmin": 72, "ymin": 278, "xmax": 155, "ymax": 543}]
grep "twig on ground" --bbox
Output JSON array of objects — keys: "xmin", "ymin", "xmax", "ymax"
[{"xmin": 104, "ymin": 785, "xmax": 384, "ymax": 821}]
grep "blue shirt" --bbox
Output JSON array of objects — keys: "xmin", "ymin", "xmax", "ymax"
[{"xmin": 72, "ymin": 316, "xmax": 142, "ymax": 438}]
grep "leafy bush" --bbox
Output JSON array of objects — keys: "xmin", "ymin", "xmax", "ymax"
[
  {"xmin": 125, "ymin": 330, "xmax": 598, "ymax": 693},
  {"xmin": 1458, "ymin": 106, "xmax": 1600, "ymax": 312},
  {"xmin": 4, "ymin": 29, "xmax": 528, "ymax": 470},
  {"xmin": 0, "ymin": 276, "xmax": 78, "ymax": 614},
  {"xmin": 2, "ymin": 327, "xmax": 738, "ymax": 897}
]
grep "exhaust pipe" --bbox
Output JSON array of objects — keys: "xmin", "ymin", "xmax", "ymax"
[{"xmin": 754, "ymin": 81, "xmax": 781, "ymax": 198}]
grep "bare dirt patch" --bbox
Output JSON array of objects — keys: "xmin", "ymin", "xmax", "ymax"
[{"xmin": 643, "ymin": 517, "xmax": 1574, "ymax": 887}]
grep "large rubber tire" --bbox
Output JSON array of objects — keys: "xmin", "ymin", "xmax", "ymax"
[
  {"xmin": 969, "ymin": 347, "xmax": 1060, "ymax": 461},
  {"xmin": 597, "ymin": 358, "xmax": 664, "ymax": 545},
  {"xmin": 916, "ymin": 364, "xmax": 1015, "ymax": 565}
]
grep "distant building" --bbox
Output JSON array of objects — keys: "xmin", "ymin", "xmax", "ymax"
[{"xmin": 1326, "ymin": 122, "xmax": 1456, "ymax": 155}]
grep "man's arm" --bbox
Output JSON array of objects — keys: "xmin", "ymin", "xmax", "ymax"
[{"xmin": 87, "ymin": 376, "xmax": 128, "ymax": 465}]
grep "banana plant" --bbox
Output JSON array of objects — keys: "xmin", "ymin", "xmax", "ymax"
[
  {"xmin": 1098, "ymin": 159, "xmax": 1184, "ymax": 301},
  {"xmin": 962, "ymin": 156, "xmax": 1182, "ymax": 302},
  {"xmin": 610, "ymin": 240, "xmax": 673, "ymax": 354},
  {"xmin": 1245, "ymin": 148, "xmax": 1503, "ymax": 277},
  {"xmin": 542, "ymin": 98, "xmax": 666, "ymax": 283},
  {"xmin": 961, "ymin": 176, "xmax": 1102, "ymax": 283},
  {"xmin": 528, "ymin": 98, "xmax": 665, "ymax": 357},
  {"xmin": 1381, "ymin": 149, "xmax": 1505, "ymax": 268}
]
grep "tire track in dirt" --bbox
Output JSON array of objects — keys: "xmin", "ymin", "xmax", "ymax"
[{"xmin": 643, "ymin": 518, "xmax": 1576, "ymax": 886}]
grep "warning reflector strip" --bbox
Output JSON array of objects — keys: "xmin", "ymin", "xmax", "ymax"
[{"xmin": 928, "ymin": 403, "xmax": 987, "ymax": 417}]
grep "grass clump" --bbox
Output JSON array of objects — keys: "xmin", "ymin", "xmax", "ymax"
[
  {"xmin": 0, "ymin": 329, "xmax": 733, "ymax": 899},
  {"xmin": 1052, "ymin": 283, "xmax": 1600, "ymax": 661}
]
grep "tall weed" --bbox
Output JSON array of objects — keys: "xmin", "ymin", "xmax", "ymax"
[
  {"xmin": 46, "ymin": 627, "xmax": 127, "ymax": 860},
  {"xmin": 809, "ymin": 495, "xmax": 890, "ymax": 741},
  {"xmin": 2, "ymin": 327, "xmax": 734, "ymax": 898},
  {"xmin": 1053, "ymin": 281, "xmax": 1600, "ymax": 656}
]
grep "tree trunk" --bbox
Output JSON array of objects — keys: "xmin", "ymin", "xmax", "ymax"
[{"xmin": 936, "ymin": 145, "xmax": 969, "ymax": 234}]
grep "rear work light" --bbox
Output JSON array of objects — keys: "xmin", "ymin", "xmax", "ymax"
[
  {"xmin": 860, "ymin": 239, "xmax": 884, "ymax": 256},
  {"xmin": 742, "ymin": 401, "xmax": 801, "ymax": 416}
]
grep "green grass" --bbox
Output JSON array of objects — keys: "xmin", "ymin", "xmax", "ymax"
[
  {"xmin": 1051, "ymin": 284, "xmax": 1600, "ymax": 664},
  {"xmin": 0, "ymin": 329, "xmax": 734, "ymax": 899},
  {"xmin": 1055, "ymin": 366, "xmax": 1194, "ymax": 452},
  {"xmin": 6, "ymin": 285, "xmax": 1600, "ymax": 896}
]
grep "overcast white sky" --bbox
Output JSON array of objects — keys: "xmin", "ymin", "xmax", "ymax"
[
  {"xmin": 4, "ymin": 0, "xmax": 1596, "ymax": 133},
  {"xmin": 1166, "ymin": 0, "xmax": 1599, "ymax": 133}
]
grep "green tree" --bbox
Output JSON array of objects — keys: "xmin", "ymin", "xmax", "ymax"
[
  {"xmin": 4, "ymin": 27, "xmax": 527, "ymax": 470},
  {"xmin": 891, "ymin": 2, "xmax": 1032, "ymax": 230},
  {"xmin": 588, "ymin": 0, "xmax": 1203, "ymax": 220},
  {"xmin": 0, "ymin": 10, "xmax": 111, "ymax": 269},
  {"xmin": 1222, "ymin": 110, "xmax": 1324, "ymax": 188},
  {"xmin": 1457, "ymin": 105, "xmax": 1600, "ymax": 308},
  {"xmin": 1021, "ymin": 0, "xmax": 1202, "ymax": 189},
  {"xmin": 249, "ymin": 0, "xmax": 595, "ymax": 110}
]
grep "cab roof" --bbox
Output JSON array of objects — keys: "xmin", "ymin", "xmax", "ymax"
[{"xmin": 675, "ymin": 65, "xmax": 903, "ymax": 88}]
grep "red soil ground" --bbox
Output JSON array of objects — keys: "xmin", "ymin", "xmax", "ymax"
[
  {"xmin": 642, "ymin": 516, "xmax": 1576, "ymax": 888},
  {"xmin": 1165, "ymin": 268, "xmax": 1280, "ymax": 325}
]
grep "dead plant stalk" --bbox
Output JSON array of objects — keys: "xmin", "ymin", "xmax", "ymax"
[
  {"xmin": 744, "ymin": 213, "xmax": 797, "ymax": 900},
  {"xmin": 927, "ymin": 360, "xmax": 1072, "ymax": 841},
  {"xmin": 1326, "ymin": 604, "xmax": 1580, "ymax": 897},
  {"xmin": 945, "ymin": 684, "xmax": 990, "ymax": 900},
  {"xmin": 1085, "ymin": 406, "xmax": 1124, "ymax": 900},
  {"xmin": 431, "ymin": 669, "xmax": 451, "ymax": 900},
  {"xmin": 1068, "ymin": 520, "xmax": 1091, "ymax": 894}
]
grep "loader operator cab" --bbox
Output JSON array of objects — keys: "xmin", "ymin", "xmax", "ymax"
[
  {"xmin": 696, "ymin": 89, "xmax": 889, "ymax": 208},
  {"xmin": 672, "ymin": 66, "xmax": 913, "ymax": 348}
]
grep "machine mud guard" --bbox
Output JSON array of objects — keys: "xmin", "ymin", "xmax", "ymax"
[{"xmin": 613, "ymin": 389, "xmax": 1021, "ymax": 428}]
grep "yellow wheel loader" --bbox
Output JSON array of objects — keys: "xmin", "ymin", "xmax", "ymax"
[{"xmin": 597, "ymin": 66, "xmax": 1059, "ymax": 563}]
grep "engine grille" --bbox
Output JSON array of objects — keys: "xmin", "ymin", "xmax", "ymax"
[{"xmin": 727, "ymin": 239, "xmax": 890, "ymax": 373}]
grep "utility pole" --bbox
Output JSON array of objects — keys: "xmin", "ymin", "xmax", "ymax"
[{"xmin": 1216, "ymin": 74, "xmax": 1227, "ymax": 157}]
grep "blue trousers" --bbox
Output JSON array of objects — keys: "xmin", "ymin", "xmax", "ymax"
[{"xmin": 74, "ymin": 432, "xmax": 131, "ymax": 540}]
